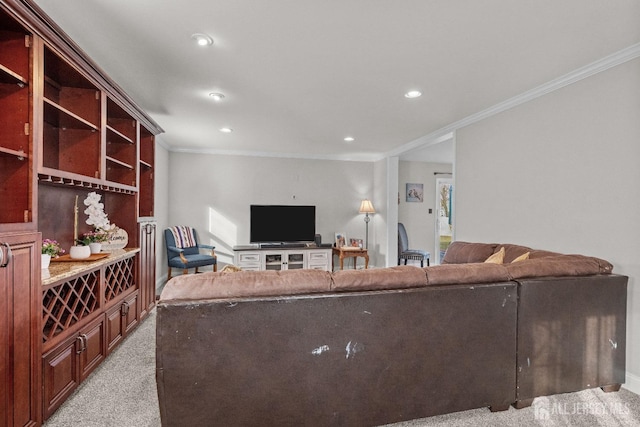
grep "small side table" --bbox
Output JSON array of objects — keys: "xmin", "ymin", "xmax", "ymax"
[{"xmin": 333, "ymin": 247, "xmax": 369, "ymax": 270}]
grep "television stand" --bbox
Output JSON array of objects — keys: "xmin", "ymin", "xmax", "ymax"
[{"xmin": 233, "ymin": 245, "xmax": 332, "ymax": 271}]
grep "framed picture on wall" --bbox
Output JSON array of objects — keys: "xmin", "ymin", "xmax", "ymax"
[
  {"xmin": 335, "ymin": 232, "xmax": 347, "ymax": 248},
  {"xmin": 406, "ymin": 183, "xmax": 424, "ymax": 202}
]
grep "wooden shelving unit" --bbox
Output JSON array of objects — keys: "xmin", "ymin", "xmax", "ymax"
[
  {"xmin": 138, "ymin": 126, "xmax": 155, "ymax": 217},
  {"xmin": 42, "ymin": 47, "xmax": 101, "ymax": 179},
  {"xmin": 106, "ymin": 97, "xmax": 136, "ymax": 187},
  {"xmin": 0, "ymin": 12, "xmax": 33, "ymax": 226},
  {"xmin": 0, "ymin": 2, "xmax": 163, "ymax": 424}
]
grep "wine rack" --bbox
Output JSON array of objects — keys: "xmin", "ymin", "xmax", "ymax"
[{"xmin": 42, "ymin": 270, "xmax": 100, "ymax": 343}]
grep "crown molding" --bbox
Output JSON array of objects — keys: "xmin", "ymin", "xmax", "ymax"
[
  {"xmin": 169, "ymin": 147, "xmax": 383, "ymax": 163},
  {"xmin": 387, "ymin": 42, "xmax": 640, "ymax": 159}
]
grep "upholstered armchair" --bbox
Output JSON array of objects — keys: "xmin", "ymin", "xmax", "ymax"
[
  {"xmin": 398, "ymin": 222, "xmax": 430, "ymax": 267},
  {"xmin": 164, "ymin": 226, "xmax": 217, "ymax": 280}
]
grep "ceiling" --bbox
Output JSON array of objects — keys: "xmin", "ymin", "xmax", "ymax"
[{"xmin": 31, "ymin": 0, "xmax": 640, "ymax": 163}]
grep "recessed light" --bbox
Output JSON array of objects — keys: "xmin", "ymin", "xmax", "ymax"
[
  {"xmin": 404, "ymin": 90, "xmax": 422, "ymax": 99},
  {"xmin": 344, "ymin": 136, "xmax": 355, "ymax": 142},
  {"xmin": 191, "ymin": 33, "xmax": 213, "ymax": 46},
  {"xmin": 209, "ymin": 93, "xmax": 225, "ymax": 101},
  {"xmin": 219, "ymin": 127, "xmax": 233, "ymax": 133}
]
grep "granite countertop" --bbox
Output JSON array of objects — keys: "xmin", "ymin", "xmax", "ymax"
[{"xmin": 42, "ymin": 248, "xmax": 140, "ymax": 287}]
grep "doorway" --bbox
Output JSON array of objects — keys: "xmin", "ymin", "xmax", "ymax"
[{"xmin": 435, "ymin": 178, "xmax": 453, "ymax": 264}]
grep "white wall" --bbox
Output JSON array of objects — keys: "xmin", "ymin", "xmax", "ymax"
[
  {"xmin": 455, "ymin": 58, "xmax": 640, "ymax": 394},
  {"xmin": 165, "ymin": 153, "xmax": 376, "ymax": 274},
  {"xmin": 399, "ymin": 161, "xmax": 452, "ymax": 262}
]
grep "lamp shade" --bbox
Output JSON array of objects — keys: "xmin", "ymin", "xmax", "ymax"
[{"xmin": 359, "ymin": 199, "xmax": 375, "ymax": 214}]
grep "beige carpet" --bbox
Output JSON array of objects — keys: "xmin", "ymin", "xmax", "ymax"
[{"xmin": 44, "ymin": 308, "xmax": 640, "ymax": 427}]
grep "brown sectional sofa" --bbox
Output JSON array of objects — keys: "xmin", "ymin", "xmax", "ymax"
[{"xmin": 156, "ymin": 242, "xmax": 627, "ymax": 426}]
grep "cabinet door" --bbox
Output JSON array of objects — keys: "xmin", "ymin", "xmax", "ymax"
[
  {"xmin": 139, "ymin": 221, "xmax": 156, "ymax": 319},
  {"xmin": 0, "ymin": 232, "xmax": 40, "ymax": 427},
  {"xmin": 42, "ymin": 334, "xmax": 79, "ymax": 420},
  {"xmin": 264, "ymin": 252, "xmax": 284, "ymax": 271},
  {"xmin": 79, "ymin": 315, "xmax": 105, "ymax": 382},
  {"xmin": 105, "ymin": 291, "xmax": 139, "ymax": 355},
  {"xmin": 105, "ymin": 303, "xmax": 124, "ymax": 355},
  {"xmin": 123, "ymin": 291, "xmax": 139, "ymax": 335},
  {"xmin": 286, "ymin": 252, "xmax": 305, "ymax": 270}
]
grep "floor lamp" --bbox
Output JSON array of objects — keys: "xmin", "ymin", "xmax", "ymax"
[{"xmin": 359, "ymin": 199, "xmax": 375, "ymax": 249}]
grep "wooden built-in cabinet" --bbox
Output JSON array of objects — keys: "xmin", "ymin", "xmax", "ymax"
[
  {"xmin": 138, "ymin": 221, "xmax": 157, "ymax": 319},
  {"xmin": 138, "ymin": 127, "xmax": 155, "ymax": 217},
  {"xmin": 42, "ymin": 251, "xmax": 138, "ymax": 419},
  {"xmin": 0, "ymin": 232, "xmax": 41, "ymax": 427},
  {"xmin": 0, "ymin": 9, "xmax": 35, "ymax": 230},
  {"xmin": 1, "ymin": 1, "xmax": 162, "ymax": 425}
]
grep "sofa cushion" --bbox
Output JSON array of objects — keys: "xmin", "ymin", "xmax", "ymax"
[
  {"xmin": 159, "ymin": 269, "xmax": 332, "ymax": 301},
  {"xmin": 441, "ymin": 242, "xmax": 497, "ymax": 264},
  {"xmin": 331, "ymin": 266, "xmax": 427, "ymax": 292},
  {"xmin": 528, "ymin": 249, "xmax": 561, "ymax": 259},
  {"xmin": 506, "ymin": 254, "xmax": 613, "ymax": 279},
  {"xmin": 425, "ymin": 263, "xmax": 511, "ymax": 285}
]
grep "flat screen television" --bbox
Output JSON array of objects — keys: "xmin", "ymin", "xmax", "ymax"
[{"xmin": 250, "ymin": 205, "xmax": 316, "ymax": 244}]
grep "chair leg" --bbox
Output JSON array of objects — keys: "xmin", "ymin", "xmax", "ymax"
[
  {"xmin": 168, "ymin": 267, "xmax": 172, "ymax": 280},
  {"xmin": 404, "ymin": 259, "xmax": 408, "ymax": 265},
  {"xmin": 195, "ymin": 267, "xmax": 199, "ymax": 273},
  {"xmin": 214, "ymin": 264, "xmax": 217, "ymax": 272},
  {"xmin": 427, "ymin": 258, "xmax": 430, "ymax": 266},
  {"xmin": 420, "ymin": 260, "xmax": 423, "ymax": 267}
]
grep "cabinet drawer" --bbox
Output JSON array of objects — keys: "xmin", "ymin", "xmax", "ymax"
[
  {"xmin": 239, "ymin": 266, "xmax": 261, "ymax": 271},
  {"xmin": 238, "ymin": 253, "xmax": 261, "ymax": 263},
  {"xmin": 309, "ymin": 251, "xmax": 328, "ymax": 261}
]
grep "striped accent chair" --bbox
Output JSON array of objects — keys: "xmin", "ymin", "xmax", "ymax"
[{"xmin": 165, "ymin": 226, "xmax": 217, "ymax": 279}]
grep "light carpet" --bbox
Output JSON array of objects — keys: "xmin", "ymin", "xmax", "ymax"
[{"xmin": 44, "ymin": 308, "xmax": 640, "ymax": 426}]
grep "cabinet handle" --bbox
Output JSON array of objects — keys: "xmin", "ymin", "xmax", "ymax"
[
  {"xmin": 121, "ymin": 301, "xmax": 129, "ymax": 316},
  {"xmin": 76, "ymin": 335, "xmax": 84, "ymax": 354},
  {"xmin": 76, "ymin": 334, "xmax": 88, "ymax": 354},
  {"xmin": 0, "ymin": 242, "xmax": 11, "ymax": 268}
]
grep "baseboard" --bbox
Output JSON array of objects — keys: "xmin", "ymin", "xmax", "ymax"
[{"xmin": 623, "ymin": 371, "xmax": 640, "ymax": 395}]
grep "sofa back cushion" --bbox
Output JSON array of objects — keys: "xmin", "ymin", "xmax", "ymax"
[
  {"xmin": 498, "ymin": 244, "xmax": 532, "ymax": 263},
  {"xmin": 159, "ymin": 269, "xmax": 332, "ymax": 301},
  {"xmin": 441, "ymin": 242, "xmax": 497, "ymax": 264},
  {"xmin": 425, "ymin": 263, "xmax": 511, "ymax": 285},
  {"xmin": 506, "ymin": 254, "xmax": 613, "ymax": 279},
  {"xmin": 331, "ymin": 265, "xmax": 427, "ymax": 292}
]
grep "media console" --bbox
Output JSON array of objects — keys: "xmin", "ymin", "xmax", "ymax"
[{"xmin": 233, "ymin": 245, "xmax": 333, "ymax": 271}]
